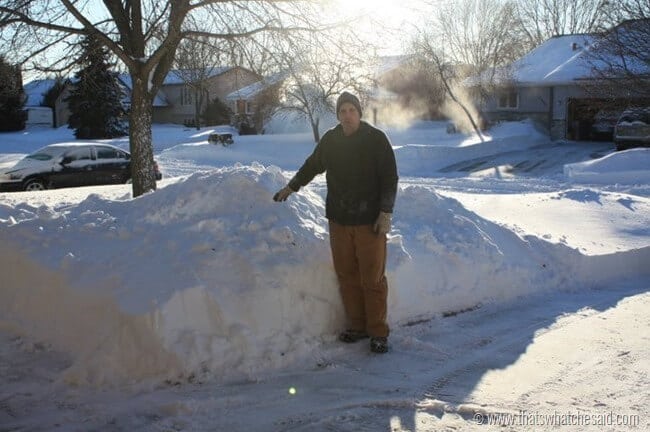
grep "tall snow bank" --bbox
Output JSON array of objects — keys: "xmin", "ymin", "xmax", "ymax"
[
  {"xmin": 1, "ymin": 164, "xmax": 340, "ymax": 385},
  {"xmin": 1, "ymin": 164, "xmax": 649, "ymax": 386},
  {"xmin": 389, "ymin": 187, "xmax": 650, "ymax": 321}
]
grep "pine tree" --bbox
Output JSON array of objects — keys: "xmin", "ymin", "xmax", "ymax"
[
  {"xmin": 66, "ymin": 35, "xmax": 127, "ymax": 139},
  {"xmin": 0, "ymin": 56, "xmax": 27, "ymax": 132},
  {"xmin": 202, "ymin": 96, "xmax": 233, "ymax": 126}
]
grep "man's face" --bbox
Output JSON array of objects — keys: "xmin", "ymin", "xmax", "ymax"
[{"xmin": 338, "ymin": 102, "xmax": 361, "ymax": 136}]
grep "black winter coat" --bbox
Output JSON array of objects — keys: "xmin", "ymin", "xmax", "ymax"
[{"xmin": 289, "ymin": 121, "xmax": 398, "ymax": 225}]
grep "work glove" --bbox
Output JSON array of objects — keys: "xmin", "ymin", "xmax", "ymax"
[
  {"xmin": 373, "ymin": 211, "xmax": 392, "ymax": 235},
  {"xmin": 273, "ymin": 185, "xmax": 295, "ymax": 202}
]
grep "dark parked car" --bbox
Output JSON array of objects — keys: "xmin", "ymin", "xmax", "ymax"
[
  {"xmin": 590, "ymin": 109, "xmax": 620, "ymax": 140},
  {"xmin": 614, "ymin": 107, "xmax": 650, "ymax": 151},
  {"xmin": 0, "ymin": 143, "xmax": 162, "ymax": 192}
]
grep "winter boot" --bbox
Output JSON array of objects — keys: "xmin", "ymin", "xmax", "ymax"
[{"xmin": 370, "ymin": 336, "xmax": 388, "ymax": 353}]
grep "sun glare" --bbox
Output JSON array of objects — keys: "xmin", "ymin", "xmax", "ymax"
[
  {"xmin": 333, "ymin": 0, "xmax": 421, "ymax": 53},
  {"xmin": 335, "ymin": 0, "xmax": 417, "ymax": 27}
]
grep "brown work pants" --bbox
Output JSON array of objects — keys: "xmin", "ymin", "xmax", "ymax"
[{"xmin": 329, "ymin": 221, "xmax": 389, "ymax": 338}]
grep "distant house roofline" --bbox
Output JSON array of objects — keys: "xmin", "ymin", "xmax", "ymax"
[
  {"xmin": 162, "ymin": 67, "xmax": 234, "ymax": 85},
  {"xmin": 465, "ymin": 19, "xmax": 650, "ymax": 89},
  {"xmin": 225, "ymin": 71, "xmax": 286, "ymax": 101},
  {"xmin": 23, "ymin": 78, "xmax": 60, "ymax": 107}
]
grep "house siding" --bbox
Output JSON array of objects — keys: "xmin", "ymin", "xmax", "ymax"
[
  {"xmin": 482, "ymin": 84, "xmax": 609, "ymax": 139},
  {"xmin": 206, "ymin": 68, "xmax": 260, "ymax": 103},
  {"xmin": 483, "ymin": 86, "xmax": 553, "ymax": 130},
  {"xmin": 152, "ymin": 67, "xmax": 260, "ymax": 125},
  {"xmin": 469, "ymin": 22, "xmax": 650, "ymax": 141},
  {"xmin": 54, "ymin": 86, "xmax": 73, "ymax": 128}
]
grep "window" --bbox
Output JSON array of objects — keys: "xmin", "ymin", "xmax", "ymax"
[
  {"xmin": 26, "ymin": 152, "xmax": 53, "ymax": 161},
  {"xmin": 96, "ymin": 147, "xmax": 124, "ymax": 160},
  {"xmin": 27, "ymin": 147, "xmax": 63, "ymax": 160},
  {"xmin": 63, "ymin": 147, "xmax": 92, "ymax": 163},
  {"xmin": 497, "ymin": 90, "xmax": 518, "ymax": 109},
  {"xmin": 236, "ymin": 100, "xmax": 247, "ymax": 114},
  {"xmin": 180, "ymin": 86, "xmax": 193, "ymax": 106}
]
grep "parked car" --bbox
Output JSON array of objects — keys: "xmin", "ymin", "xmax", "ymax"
[
  {"xmin": 614, "ymin": 107, "xmax": 650, "ymax": 151},
  {"xmin": 590, "ymin": 109, "xmax": 620, "ymax": 140},
  {"xmin": 0, "ymin": 143, "xmax": 162, "ymax": 192}
]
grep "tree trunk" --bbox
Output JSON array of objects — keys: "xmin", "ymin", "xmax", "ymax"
[
  {"xmin": 310, "ymin": 117, "xmax": 320, "ymax": 143},
  {"xmin": 436, "ymin": 59, "xmax": 485, "ymax": 142},
  {"xmin": 194, "ymin": 88, "xmax": 201, "ymax": 130},
  {"xmin": 129, "ymin": 77, "xmax": 157, "ymax": 197}
]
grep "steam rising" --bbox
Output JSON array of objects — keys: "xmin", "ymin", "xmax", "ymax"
[
  {"xmin": 367, "ymin": 98, "xmax": 428, "ymax": 129},
  {"xmin": 440, "ymin": 84, "xmax": 483, "ymax": 134},
  {"xmin": 367, "ymin": 82, "xmax": 483, "ymax": 134}
]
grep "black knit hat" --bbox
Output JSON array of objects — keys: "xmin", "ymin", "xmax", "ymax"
[{"xmin": 336, "ymin": 91, "xmax": 362, "ymax": 118}]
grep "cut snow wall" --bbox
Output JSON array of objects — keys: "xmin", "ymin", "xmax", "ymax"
[{"xmin": 1, "ymin": 166, "xmax": 649, "ymax": 386}]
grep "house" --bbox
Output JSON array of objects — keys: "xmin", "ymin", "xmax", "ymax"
[
  {"xmin": 122, "ymin": 66, "xmax": 262, "ymax": 126},
  {"xmin": 467, "ymin": 20, "xmax": 650, "ymax": 141},
  {"xmin": 24, "ymin": 77, "xmax": 124, "ymax": 128},
  {"xmin": 22, "ymin": 79, "xmax": 56, "ymax": 127},
  {"xmin": 23, "ymin": 66, "xmax": 261, "ymax": 129},
  {"xmin": 224, "ymin": 71, "xmax": 286, "ymax": 133}
]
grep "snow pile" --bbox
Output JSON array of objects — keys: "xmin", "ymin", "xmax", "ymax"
[
  {"xmin": 2, "ymin": 163, "xmax": 649, "ymax": 386},
  {"xmin": 1, "ymin": 164, "xmax": 338, "ymax": 385},
  {"xmin": 393, "ymin": 120, "xmax": 550, "ymax": 176},
  {"xmin": 390, "ymin": 186, "xmax": 650, "ymax": 320},
  {"xmin": 565, "ymin": 147, "xmax": 650, "ymax": 184},
  {"xmin": 159, "ymin": 132, "xmax": 313, "ymax": 173}
]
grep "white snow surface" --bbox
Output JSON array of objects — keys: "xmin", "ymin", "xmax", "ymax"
[{"xmin": 1, "ymin": 120, "xmax": 649, "ymax": 431}]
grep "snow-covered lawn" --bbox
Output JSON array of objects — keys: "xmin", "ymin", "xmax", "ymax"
[{"xmin": 1, "ymin": 120, "xmax": 648, "ymax": 431}]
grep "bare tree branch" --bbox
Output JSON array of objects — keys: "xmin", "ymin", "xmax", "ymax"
[
  {"xmin": 514, "ymin": 0, "xmax": 610, "ymax": 48},
  {"xmin": 0, "ymin": 0, "xmax": 328, "ymax": 196},
  {"xmin": 584, "ymin": 6, "xmax": 650, "ymax": 99}
]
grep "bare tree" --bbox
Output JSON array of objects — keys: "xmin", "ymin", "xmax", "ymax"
[
  {"xmin": 0, "ymin": 1, "xmax": 325, "ymax": 197},
  {"xmin": 274, "ymin": 33, "xmax": 375, "ymax": 143},
  {"xmin": 434, "ymin": 0, "xmax": 526, "ymax": 75},
  {"xmin": 374, "ymin": 56, "xmax": 447, "ymax": 123},
  {"xmin": 413, "ymin": 0, "xmax": 522, "ymax": 136},
  {"xmin": 174, "ymin": 34, "xmax": 229, "ymax": 130},
  {"xmin": 514, "ymin": 0, "xmax": 610, "ymax": 48},
  {"xmin": 413, "ymin": 34, "xmax": 486, "ymax": 141},
  {"xmin": 225, "ymin": 32, "xmax": 282, "ymax": 78},
  {"xmin": 585, "ymin": 1, "xmax": 650, "ymax": 99}
]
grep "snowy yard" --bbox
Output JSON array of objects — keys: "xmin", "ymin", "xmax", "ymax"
[{"xmin": 1, "ymin": 120, "xmax": 648, "ymax": 431}]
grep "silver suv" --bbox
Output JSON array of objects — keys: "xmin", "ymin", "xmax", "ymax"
[{"xmin": 614, "ymin": 107, "xmax": 650, "ymax": 151}]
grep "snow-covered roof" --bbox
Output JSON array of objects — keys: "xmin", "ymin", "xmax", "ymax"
[
  {"xmin": 515, "ymin": 34, "xmax": 596, "ymax": 85},
  {"xmin": 117, "ymin": 74, "xmax": 169, "ymax": 107},
  {"xmin": 468, "ymin": 21, "xmax": 650, "ymax": 87},
  {"xmin": 23, "ymin": 79, "xmax": 58, "ymax": 107},
  {"xmin": 225, "ymin": 72, "xmax": 286, "ymax": 101},
  {"xmin": 117, "ymin": 68, "xmax": 236, "ymax": 106},
  {"xmin": 465, "ymin": 34, "xmax": 596, "ymax": 87},
  {"xmin": 163, "ymin": 67, "xmax": 233, "ymax": 85}
]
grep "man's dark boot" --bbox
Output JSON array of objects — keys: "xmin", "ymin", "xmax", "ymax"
[{"xmin": 370, "ymin": 336, "xmax": 388, "ymax": 353}]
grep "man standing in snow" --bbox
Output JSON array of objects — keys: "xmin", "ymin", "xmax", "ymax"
[{"xmin": 273, "ymin": 91, "xmax": 398, "ymax": 353}]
